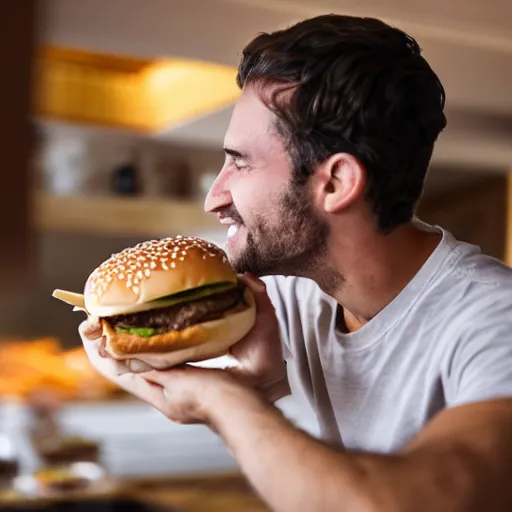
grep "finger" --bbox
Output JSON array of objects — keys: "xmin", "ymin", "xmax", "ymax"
[
  {"xmin": 140, "ymin": 368, "xmax": 186, "ymax": 386},
  {"xmin": 80, "ymin": 331, "xmax": 132, "ymax": 378},
  {"xmin": 239, "ymin": 272, "xmax": 266, "ymax": 293},
  {"xmin": 88, "ymin": 351, "xmax": 132, "ymax": 379},
  {"xmin": 239, "ymin": 273, "xmax": 275, "ymax": 314},
  {"xmin": 79, "ymin": 316, "xmax": 102, "ymax": 340},
  {"xmin": 224, "ymin": 365, "xmax": 254, "ymax": 386},
  {"xmin": 117, "ymin": 372, "xmax": 167, "ymax": 409},
  {"xmin": 140, "ymin": 365, "xmax": 208, "ymax": 386},
  {"xmin": 124, "ymin": 358, "xmax": 154, "ymax": 373}
]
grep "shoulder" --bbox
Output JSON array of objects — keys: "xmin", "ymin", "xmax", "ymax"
[
  {"xmin": 435, "ymin": 241, "xmax": 512, "ymax": 405},
  {"xmin": 444, "ymin": 245, "xmax": 512, "ymax": 323},
  {"xmin": 431, "ymin": 241, "xmax": 512, "ymax": 368},
  {"xmin": 427, "ymin": 229, "xmax": 512, "ymax": 322},
  {"xmin": 454, "ymin": 243, "xmax": 512, "ymax": 288}
]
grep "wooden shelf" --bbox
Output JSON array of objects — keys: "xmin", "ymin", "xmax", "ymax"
[{"xmin": 34, "ymin": 194, "xmax": 221, "ymax": 237}]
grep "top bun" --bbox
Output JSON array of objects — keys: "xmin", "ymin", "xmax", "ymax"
[{"xmin": 84, "ymin": 236, "xmax": 236, "ymax": 317}]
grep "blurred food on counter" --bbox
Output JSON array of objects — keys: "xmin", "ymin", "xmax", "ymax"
[
  {"xmin": 30, "ymin": 410, "xmax": 101, "ymax": 467},
  {"xmin": 0, "ymin": 458, "xmax": 19, "ymax": 484},
  {"xmin": 29, "ymin": 461, "xmax": 108, "ymax": 495},
  {"xmin": 0, "ymin": 338, "xmax": 121, "ymax": 402},
  {"xmin": 0, "ymin": 436, "xmax": 19, "ymax": 492},
  {"xmin": 33, "ymin": 431, "xmax": 101, "ymax": 468},
  {"xmin": 32, "ymin": 465, "xmax": 90, "ymax": 493}
]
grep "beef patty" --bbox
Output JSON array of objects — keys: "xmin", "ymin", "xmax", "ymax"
[{"xmin": 106, "ymin": 284, "xmax": 246, "ymax": 333}]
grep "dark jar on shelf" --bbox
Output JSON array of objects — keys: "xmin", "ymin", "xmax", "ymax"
[{"xmin": 111, "ymin": 160, "xmax": 141, "ymax": 196}]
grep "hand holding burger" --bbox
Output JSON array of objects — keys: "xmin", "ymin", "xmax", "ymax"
[{"xmin": 54, "ymin": 236, "xmax": 289, "ymax": 423}]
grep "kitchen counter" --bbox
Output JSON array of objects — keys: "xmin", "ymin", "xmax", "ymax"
[
  {"xmin": 0, "ymin": 472, "xmax": 268, "ymax": 512},
  {"xmin": 128, "ymin": 472, "xmax": 268, "ymax": 512}
]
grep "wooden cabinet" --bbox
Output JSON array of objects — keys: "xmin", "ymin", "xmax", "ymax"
[
  {"xmin": 418, "ymin": 175, "xmax": 509, "ymax": 262},
  {"xmin": 0, "ymin": 1, "xmax": 37, "ymax": 287}
]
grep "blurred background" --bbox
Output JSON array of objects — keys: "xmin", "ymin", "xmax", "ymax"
[{"xmin": 0, "ymin": 0, "xmax": 510, "ymax": 509}]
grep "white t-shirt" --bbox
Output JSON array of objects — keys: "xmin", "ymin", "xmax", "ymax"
[{"xmin": 264, "ymin": 223, "xmax": 512, "ymax": 452}]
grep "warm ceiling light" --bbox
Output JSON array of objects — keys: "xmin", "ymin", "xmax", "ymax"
[{"xmin": 34, "ymin": 47, "xmax": 240, "ymax": 133}]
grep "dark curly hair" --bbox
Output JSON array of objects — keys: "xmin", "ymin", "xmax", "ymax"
[{"xmin": 237, "ymin": 15, "xmax": 447, "ymax": 233}]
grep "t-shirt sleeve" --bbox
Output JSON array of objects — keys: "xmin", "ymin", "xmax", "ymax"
[{"xmin": 446, "ymin": 296, "xmax": 512, "ymax": 407}]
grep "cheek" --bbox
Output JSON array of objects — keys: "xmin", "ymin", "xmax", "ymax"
[
  {"xmin": 231, "ymin": 169, "xmax": 291, "ymax": 231},
  {"xmin": 231, "ymin": 179, "xmax": 268, "ymax": 220}
]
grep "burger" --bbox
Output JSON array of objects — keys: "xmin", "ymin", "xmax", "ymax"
[{"xmin": 53, "ymin": 236, "xmax": 256, "ymax": 371}]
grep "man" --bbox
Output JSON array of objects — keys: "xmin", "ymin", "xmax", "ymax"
[{"xmin": 81, "ymin": 15, "xmax": 512, "ymax": 512}]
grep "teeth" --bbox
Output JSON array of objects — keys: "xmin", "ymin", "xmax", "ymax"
[{"xmin": 227, "ymin": 225, "xmax": 239, "ymax": 239}]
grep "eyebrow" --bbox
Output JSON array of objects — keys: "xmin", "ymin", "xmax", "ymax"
[{"xmin": 223, "ymin": 146, "xmax": 248, "ymax": 160}]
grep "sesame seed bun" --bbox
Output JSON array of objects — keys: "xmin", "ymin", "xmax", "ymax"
[
  {"xmin": 84, "ymin": 236, "xmax": 238, "ymax": 317},
  {"xmin": 81, "ymin": 236, "xmax": 256, "ymax": 370}
]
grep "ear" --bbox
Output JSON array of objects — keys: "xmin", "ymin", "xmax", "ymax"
[{"xmin": 317, "ymin": 153, "xmax": 366, "ymax": 214}]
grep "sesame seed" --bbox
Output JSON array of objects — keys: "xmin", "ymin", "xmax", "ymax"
[{"xmin": 91, "ymin": 236, "xmax": 229, "ymax": 300}]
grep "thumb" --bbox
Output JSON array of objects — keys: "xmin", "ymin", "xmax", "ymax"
[
  {"xmin": 79, "ymin": 316, "xmax": 102, "ymax": 341},
  {"xmin": 239, "ymin": 272, "xmax": 266, "ymax": 293},
  {"xmin": 239, "ymin": 273, "xmax": 274, "ymax": 313}
]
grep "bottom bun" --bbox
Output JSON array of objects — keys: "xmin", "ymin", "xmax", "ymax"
[{"xmin": 101, "ymin": 288, "xmax": 256, "ymax": 372}]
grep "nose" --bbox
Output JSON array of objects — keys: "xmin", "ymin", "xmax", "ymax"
[{"xmin": 204, "ymin": 169, "xmax": 232, "ymax": 214}]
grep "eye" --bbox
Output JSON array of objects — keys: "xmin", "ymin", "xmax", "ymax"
[{"xmin": 233, "ymin": 157, "xmax": 249, "ymax": 170}]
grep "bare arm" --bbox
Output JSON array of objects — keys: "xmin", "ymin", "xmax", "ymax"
[{"xmin": 206, "ymin": 384, "xmax": 512, "ymax": 512}]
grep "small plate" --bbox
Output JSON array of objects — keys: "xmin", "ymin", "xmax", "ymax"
[{"xmin": 13, "ymin": 462, "xmax": 119, "ymax": 498}]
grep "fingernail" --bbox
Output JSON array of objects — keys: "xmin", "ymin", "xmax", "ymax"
[{"xmin": 245, "ymin": 272, "xmax": 266, "ymax": 291}]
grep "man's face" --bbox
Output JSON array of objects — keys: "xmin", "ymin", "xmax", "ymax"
[{"xmin": 204, "ymin": 86, "xmax": 329, "ymax": 277}]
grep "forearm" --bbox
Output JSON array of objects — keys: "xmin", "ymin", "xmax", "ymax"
[
  {"xmin": 206, "ymin": 384, "xmax": 494, "ymax": 512},
  {"xmin": 206, "ymin": 384, "xmax": 377, "ymax": 512}
]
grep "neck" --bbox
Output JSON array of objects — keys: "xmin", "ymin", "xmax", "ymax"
[{"xmin": 317, "ymin": 222, "xmax": 441, "ymax": 332}]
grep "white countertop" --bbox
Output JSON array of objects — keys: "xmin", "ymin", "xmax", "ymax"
[{"xmin": 0, "ymin": 393, "xmax": 318, "ymax": 477}]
